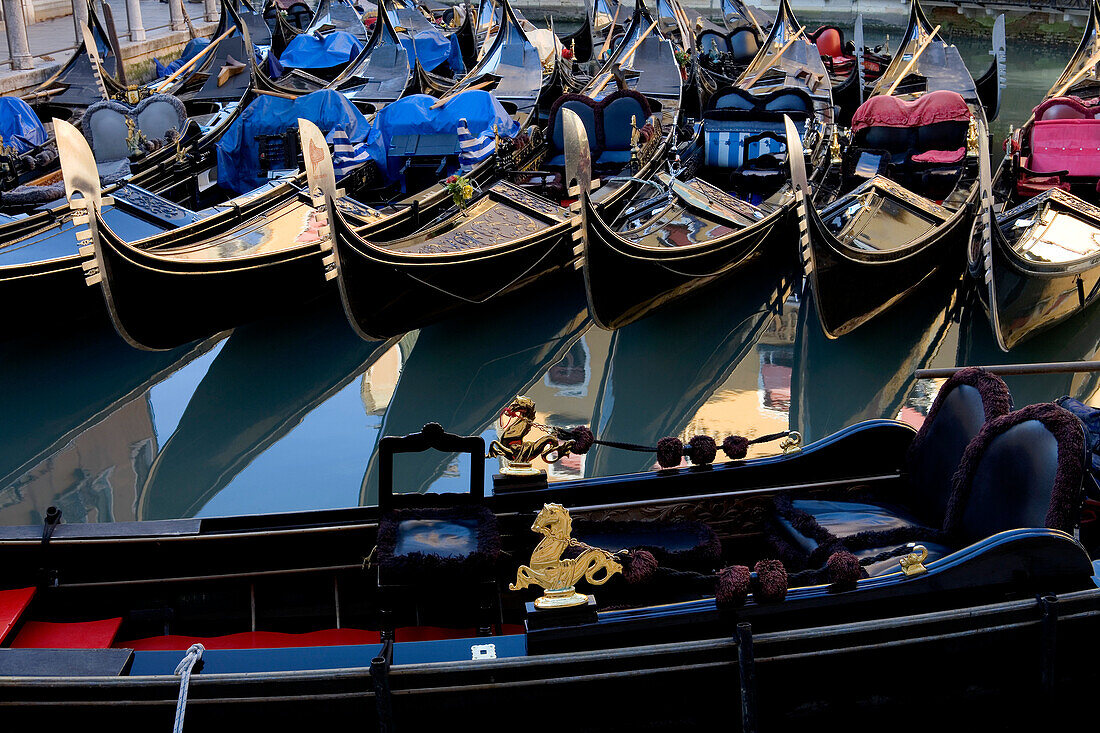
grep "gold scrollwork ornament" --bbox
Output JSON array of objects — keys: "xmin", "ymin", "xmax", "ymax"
[{"xmin": 510, "ymin": 503, "xmax": 622, "ymax": 608}]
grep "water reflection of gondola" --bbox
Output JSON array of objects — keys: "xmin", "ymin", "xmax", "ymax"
[
  {"xmin": 359, "ymin": 275, "xmax": 591, "ymax": 504},
  {"xmin": 137, "ymin": 299, "xmax": 397, "ymax": 520},
  {"xmin": 790, "ymin": 274, "xmax": 959, "ymax": 444},
  {"xmin": 585, "ymin": 259, "xmax": 794, "ymax": 478},
  {"xmin": 957, "ymin": 297, "xmax": 1100, "ymax": 409},
  {"xmin": 0, "ymin": 314, "xmax": 218, "ymax": 504}
]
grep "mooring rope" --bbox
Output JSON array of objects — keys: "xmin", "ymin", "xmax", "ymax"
[{"xmin": 172, "ymin": 643, "xmax": 205, "ymax": 733}]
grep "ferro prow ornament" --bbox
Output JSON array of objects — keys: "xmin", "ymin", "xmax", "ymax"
[
  {"xmin": 488, "ymin": 395, "xmax": 575, "ymax": 476},
  {"xmin": 511, "ymin": 503, "xmax": 622, "ymax": 608}
]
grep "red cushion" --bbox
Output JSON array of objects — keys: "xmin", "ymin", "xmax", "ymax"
[
  {"xmin": 1031, "ymin": 119, "xmax": 1100, "ymax": 177},
  {"xmin": 0, "ymin": 587, "xmax": 35, "ymax": 644},
  {"xmin": 911, "ymin": 147, "xmax": 966, "ymax": 164},
  {"xmin": 120, "ymin": 628, "xmax": 382, "ymax": 651},
  {"xmin": 1034, "ymin": 96, "xmax": 1099, "ymax": 122},
  {"xmin": 12, "ymin": 617, "xmax": 122, "ymax": 649},
  {"xmin": 852, "ymin": 90, "xmax": 971, "ymax": 132},
  {"xmin": 813, "ymin": 27, "xmax": 843, "ymax": 58}
]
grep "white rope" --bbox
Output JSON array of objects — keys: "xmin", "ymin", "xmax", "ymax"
[{"xmin": 172, "ymin": 643, "xmax": 205, "ymax": 733}]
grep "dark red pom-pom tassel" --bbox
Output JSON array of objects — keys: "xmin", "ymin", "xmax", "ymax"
[
  {"xmin": 825, "ymin": 551, "xmax": 861, "ymax": 589},
  {"xmin": 685, "ymin": 435, "xmax": 717, "ymax": 465},
  {"xmin": 716, "ymin": 565, "xmax": 752, "ymax": 607},
  {"xmin": 752, "ymin": 559, "xmax": 788, "ymax": 603},
  {"xmin": 721, "ymin": 435, "xmax": 749, "ymax": 460},
  {"xmin": 565, "ymin": 426, "xmax": 595, "ymax": 454},
  {"xmin": 621, "ymin": 550, "xmax": 658, "ymax": 585},
  {"xmin": 656, "ymin": 437, "xmax": 683, "ymax": 468}
]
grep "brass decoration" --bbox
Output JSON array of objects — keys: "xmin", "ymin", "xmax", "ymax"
[
  {"xmin": 510, "ymin": 503, "xmax": 622, "ymax": 608},
  {"xmin": 780, "ymin": 431, "xmax": 802, "ymax": 454},
  {"xmin": 125, "ymin": 117, "xmax": 148, "ymax": 157},
  {"xmin": 488, "ymin": 395, "xmax": 574, "ymax": 475},
  {"xmin": 966, "ymin": 115, "xmax": 978, "ymax": 155},
  {"xmin": 899, "ymin": 544, "xmax": 929, "ymax": 576}
]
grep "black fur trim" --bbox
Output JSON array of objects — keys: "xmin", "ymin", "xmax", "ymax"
[{"xmin": 943, "ymin": 402, "xmax": 1086, "ymax": 538}]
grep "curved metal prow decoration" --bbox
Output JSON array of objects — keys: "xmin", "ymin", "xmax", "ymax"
[
  {"xmin": 991, "ymin": 14, "xmax": 1006, "ymax": 119},
  {"xmin": 855, "ymin": 14, "xmax": 865, "ymax": 105},
  {"xmin": 969, "ymin": 117, "xmax": 1008, "ymax": 352},
  {"xmin": 80, "ymin": 23, "xmax": 109, "ymax": 101},
  {"xmin": 56, "ymin": 117, "xmax": 110, "ymax": 292},
  {"xmin": 563, "ymin": 107, "xmax": 593, "ymax": 198},
  {"xmin": 784, "ymin": 114, "xmax": 814, "ymax": 296},
  {"xmin": 298, "ymin": 118, "xmax": 341, "ymax": 282}
]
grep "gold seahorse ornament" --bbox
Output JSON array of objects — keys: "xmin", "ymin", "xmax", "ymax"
[
  {"xmin": 488, "ymin": 395, "xmax": 575, "ymax": 476},
  {"xmin": 510, "ymin": 503, "xmax": 622, "ymax": 608}
]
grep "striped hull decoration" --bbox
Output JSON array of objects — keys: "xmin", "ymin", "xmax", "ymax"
[
  {"xmin": 327, "ymin": 127, "xmax": 372, "ymax": 178},
  {"xmin": 457, "ymin": 117, "xmax": 495, "ymax": 172}
]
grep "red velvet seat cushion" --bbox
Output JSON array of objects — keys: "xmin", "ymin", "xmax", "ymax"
[
  {"xmin": 851, "ymin": 90, "xmax": 970, "ymax": 132},
  {"xmin": 911, "ymin": 147, "xmax": 966, "ymax": 164},
  {"xmin": 812, "ymin": 27, "xmax": 843, "ymax": 58},
  {"xmin": 12, "ymin": 617, "xmax": 123, "ymax": 649},
  {"xmin": 0, "ymin": 587, "xmax": 35, "ymax": 644},
  {"xmin": 1030, "ymin": 119, "xmax": 1100, "ymax": 177},
  {"xmin": 120, "ymin": 629, "xmax": 382, "ymax": 651}
]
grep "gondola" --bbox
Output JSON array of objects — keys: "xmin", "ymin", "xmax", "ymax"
[
  {"xmin": 63, "ymin": 0, "xmax": 541, "ymax": 350},
  {"xmin": 581, "ymin": 0, "xmax": 832, "ymax": 329},
  {"xmin": 0, "ymin": 363, "xmax": 1094, "ymax": 728},
  {"xmin": 0, "ymin": 2, "xmax": 258, "ymax": 333},
  {"xmin": 969, "ymin": 0, "xmax": 1100, "ymax": 351},
  {"xmin": 795, "ymin": 0, "xmax": 985, "ymax": 339},
  {"xmin": 137, "ymin": 299, "xmax": 398, "ymax": 521},
  {"xmin": 323, "ymin": 0, "xmax": 690, "ymax": 340}
]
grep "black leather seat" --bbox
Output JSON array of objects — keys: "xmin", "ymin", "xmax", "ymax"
[{"xmin": 774, "ymin": 367, "xmax": 1015, "ymax": 577}]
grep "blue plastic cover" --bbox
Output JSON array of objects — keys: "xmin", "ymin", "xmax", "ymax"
[
  {"xmin": 216, "ymin": 90, "xmax": 384, "ymax": 194},
  {"xmin": 280, "ymin": 30, "xmax": 363, "ymax": 69},
  {"xmin": 154, "ymin": 37, "xmax": 211, "ymax": 79},
  {"xmin": 0, "ymin": 97, "xmax": 47, "ymax": 154},
  {"xmin": 375, "ymin": 91, "xmax": 518, "ymax": 179},
  {"xmin": 398, "ymin": 29, "xmax": 451, "ymax": 72}
]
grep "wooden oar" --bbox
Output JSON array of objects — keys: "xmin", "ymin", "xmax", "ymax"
[
  {"xmin": 883, "ymin": 24, "xmax": 940, "ymax": 96},
  {"xmin": 590, "ymin": 17, "xmax": 658, "ymax": 96},
  {"xmin": 742, "ymin": 25, "xmax": 805, "ymax": 88},
  {"xmin": 430, "ymin": 78, "xmax": 496, "ymax": 108},
  {"xmin": 916, "ymin": 361, "xmax": 1100, "ymax": 379},
  {"xmin": 154, "ymin": 25, "xmax": 236, "ymax": 93},
  {"xmin": 254, "ymin": 88, "xmax": 297, "ymax": 100},
  {"xmin": 598, "ymin": 3, "xmax": 622, "ymax": 59}
]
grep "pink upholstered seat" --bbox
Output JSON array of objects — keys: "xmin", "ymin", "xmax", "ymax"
[
  {"xmin": 1030, "ymin": 119, "xmax": 1100, "ymax": 177},
  {"xmin": 851, "ymin": 90, "xmax": 971, "ymax": 132}
]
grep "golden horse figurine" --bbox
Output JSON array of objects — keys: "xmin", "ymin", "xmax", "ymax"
[
  {"xmin": 488, "ymin": 396, "xmax": 574, "ymax": 476},
  {"xmin": 510, "ymin": 503, "xmax": 622, "ymax": 608}
]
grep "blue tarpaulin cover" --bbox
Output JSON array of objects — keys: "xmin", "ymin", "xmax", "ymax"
[
  {"xmin": 280, "ymin": 30, "xmax": 363, "ymax": 69},
  {"xmin": 216, "ymin": 90, "xmax": 383, "ymax": 194},
  {"xmin": 0, "ymin": 97, "xmax": 47, "ymax": 154},
  {"xmin": 375, "ymin": 91, "xmax": 518, "ymax": 180},
  {"xmin": 398, "ymin": 29, "xmax": 454, "ymax": 73},
  {"xmin": 154, "ymin": 37, "xmax": 211, "ymax": 78}
]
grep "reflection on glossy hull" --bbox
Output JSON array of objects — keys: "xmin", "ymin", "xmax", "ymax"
[
  {"xmin": 359, "ymin": 274, "xmax": 590, "ymax": 503},
  {"xmin": 137, "ymin": 299, "xmax": 396, "ymax": 520},
  {"xmin": 791, "ymin": 274, "xmax": 959, "ymax": 444},
  {"xmin": 0, "ymin": 314, "xmax": 218, "ymax": 519},
  {"xmin": 586, "ymin": 258, "xmax": 794, "ymax": 477},
  {"xmin": 958, "ymin": 297, "xmax": 1100, "ymax": 409}
]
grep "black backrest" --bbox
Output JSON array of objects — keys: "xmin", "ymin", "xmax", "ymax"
[
  {"xmin": 945, "ymin": 403, "xmax": 1086, "ymax": 545},
  {"xmin": 906, "ymin": 368, "xmax": 1012, "ymax": 525},
  {"xmin": 377, "ymin": 422, "xmax": 486, "ymax": 512}
]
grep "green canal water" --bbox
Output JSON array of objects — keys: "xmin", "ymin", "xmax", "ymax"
[{"xmin": 0, "ymin": 29, "xmax": 1089, "ymax": 526}]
